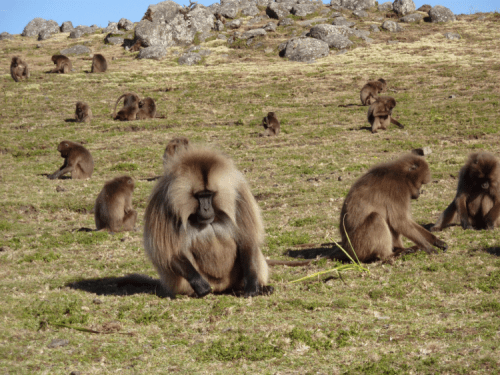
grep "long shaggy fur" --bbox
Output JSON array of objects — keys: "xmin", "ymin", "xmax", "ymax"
[
  {"xmin": 144, "ymin": 146, "xmax": 269, "ymax": 297},
  {"xmin": 48, "ymin": 140, "xmax": 94, "ymax": 180},
  {"xmin": 432, "ymin": 152, "xmax": 500, "ymax": 231},
  {"xmin": 10, "ymin": 56, "xmax": 30, "ymax": 82},
  {"xmin": 367, "ymin": 96, "xmax": 404, "ymax": 133},
  {"xmin": 360, "ymin": 78, "xmax": 387, "ymax": 106},
  {"xmin": 340, "ymin": 154, "xmax": 447, "ymax": 262}
]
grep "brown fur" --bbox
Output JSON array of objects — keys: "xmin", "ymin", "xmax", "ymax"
[
  {"xmin": 75, "ymin": 101, "xmax": 92, "ymax": 123},
  {"xmin": 340, "ymin": 154, "xmax": 447, "ymax": 262},
  {"xmin": 431, "ymin": 152, "xmax": 500, "ymax": 231},
  {"xmin": 51, "ymin": 55, "xmax": 72, "ymax": 74},
  {"xmin": 129, "ymin": 40, "xmax": 143, "ymax": 52},
  {"xmin": 417, "ymin": 5, "xmax": 432, "ymax": 13},
  {"xmin": 91, "ymin": 54, "xmax": 107, "ymax": 73},
  {"xmin": 10, "ymin": 56, "xmax": 30, "ymax": 82},
  {"xmin": 360, "ymin": 78, "xmax": 387, "ymax": 106},
  {"xmin": 163, "ymin": 137, "xmax": 190, "ymax": 167},
  {"xmin": 144, "ymin": 145, "xmax": 272, "ymax": 298},
  {"xmin": 367, "ymin": 96, "xmax": 404, "ymax": 133},
  {"xmin": 261, "ymin": 112, "xmax": 280, "ymax": 137},
  {"xmin": 48, "ymin": 140, "xmax": 94, "ymax": 180},
  {"xmin": 95, "ymin": 176, "xmax": 137, "ymax": 232},
  {"xmin": 137, "ymin": 97, "xmax": 156, "ymax": 120},
  {"xmin": 113, "ymin": 92, "xmax": 140, "ymax": 121}
]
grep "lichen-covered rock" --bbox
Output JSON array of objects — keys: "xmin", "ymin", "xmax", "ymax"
[
  {"xmin": 187, "ymin": 45, "xmax": 211, "ymax": 56},
  {"xmin": 69, "ymin": 29, "xmax": 84, "ymax": 39},
  {"xmin": 215, "ymin": 20, "xmax": 225, "ymax": 31},
  {"xmin": 309, "ymin": 24, "xmax": 353, "ymax": 40},
  {"xmin": 142, "ymin": 1, "xmax": 182, "ymax": 22},
  {"xmin": 369, "ymin": 24, "xmax": 380, "ymax": 32},
  {"xmin": 178, "ymin": 52, "xmax": 202, "ymax": 65},
  {"xmin": 444, "ymin": 32, "xmax": 460, "ymax": 40},
  {"xmin": 38, "ymin": 30, "xmax": 56, "ymax": 40},
  {"xmin": 378, "ymin": 2, "xmax": 392, "ymax": 11},
  {"xmin": 329, "ymin": 0, "xmax": 375, "ymax": 11},
  {"xmin": 332, "ymin": 17, "xmax": 355, "ymax": 27},
  {"xmin": 263, "ymin": 22, "xmax": 277, "ymax": 32},
  {"xmin": 105, "ymin": 35, "xmax": 125, "ymax": 45},
  {"xmin": 0, "ymin": 32, "xmax": 14, "ymax": 40},
  {"xmin": 281, "ymin": 37, "xmax": 329, "ymax": 62},
  {"xmin": 393, "ymin": 0, "xmax": 415, "ymax": 16},
  {"xmin": 324, "ymin": 34, "xmax": 353, "ymax": 49},
  {"xmin": 292, "ymin": 4, "xmax": 319, "ymax": 17},
  {"xmin": 279, "ymin": 18, "xmax": 295, "ymax": 26},
  {"xmin": 417, "ymin": 4, "xmax": 431, "ymax": 13},
  {"xmin": 220, "ymin": 2, "xmax": 239, "ymax": 19},
  {"xmin": 22, "ymin": 18, "xmax": 59, "ymax": 37},
  {"xmin": 242, "ymin": 5, "xmax": 260, "ymax": 17},
  {"xmin": 241, "ymin": 28, "xmax": 267, "ymax": 39},
  {"xmin": 137, "ymin": 45, "xmax": 167, "ymax": 60},
  {"xmin": 381, "ymin": 20, "xmax": 403, "ymax": 32},
  {"xmin": 60, "ymin": 45, "xmax": 91, "ymax": 55},
  {"xmin": 227, "ymin": 19, "xmax": 242, "ymax": 29},
  {"xmin": 266, "ymin": 3, "xmax": 291, "ymax": 19},
  {"xmin": 74, "ymin": 25, "xmax": 93, "ymax": 34},
  {"xmin": 429, "ymin": 6, "xmax": 456, "ymax": 23},
  {"xmin": 103, "ymin": 22, "xmax": 119, "ymax": 33},
  {"xmin": 118, "ymin": 18, "xmax": 134, "ymax": 31},
  {"xmin": 60, "ymin": 21, "xmax": 74, "ymax": 32},
  {"xmin": 353, "ymin": 10, "xmax": 368, "ymax": 17},
  {"xmin": 351, "ymin": 29, "xmax": 370, "ymax": 38},
  {"xmin": 400, "ymin": 13, "xmax": 422, "ymax": 22}
]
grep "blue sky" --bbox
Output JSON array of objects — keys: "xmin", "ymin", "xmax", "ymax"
[{"xmin": 1, "ymin": 1, "xmax": 498, "ymax": 35}]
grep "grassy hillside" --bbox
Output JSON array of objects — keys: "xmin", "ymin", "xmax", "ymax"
[{"xmin": 1, "ymin": 8, "xmax": 500, "ymax": 374}]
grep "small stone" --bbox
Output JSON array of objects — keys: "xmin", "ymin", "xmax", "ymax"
[
  {"xmin": 448, "ymin": 94, "xmax": 456, "ymax": 99},
  {"xmin": 338, "ymin": 176, "xmax": 342, "ymax": 181},
  {"xmin": 56, "ymin": 186, "xmax": 66, "ymax": 192},
  {"xmin": 36, "ymin": 44, "xmax": 42, "ymax": 48},
  {"xmin": 411, "ymin": 147, "xmax": 432, "ymax": 156},
  {"xmin": 444, "ymin": 32, "xmax": 460, "ymax": 40},
  {"xmin": 48, "ymin": 339, "xmax": 69, "ymax": 348},
  {"xmin": 93, "ymin": 298, "xmax": 103, "ymax": 304}
]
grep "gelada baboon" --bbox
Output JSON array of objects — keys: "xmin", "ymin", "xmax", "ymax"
[
  {"xmin": 360, "ymin": 78, "xmax": 387, "ymax": 106},
  {"xmin": 95, "ymin": 176, "xmax": 137, "ymax": 232},
  {"xmin": 340, "ymin": 154, "xmax": 448, "ymax": 262},
  {"xmin": 91, "ymin": 54, "xmax": 107, "ymax": 73},
  {"xmin": 129, "ymin": 40, "xmax": 143, "ymax": 52},
  {"xmin": 163, "ymin": 137, "xmax": 190, "ymax": 167},
  {"xmin": 367, "ymin": 96, "xmax": 404, "ymax": 133},
  {"xmin": 48, "ymin": 140, "xmax": 94, "ymax": 180},
  {"xmin": 113, "ymin": 92, "xmax": 140, "ymax": 121},
  {"xmin": 51, "ymin": 55, "xmax": 72, "ymax": 74},
  {"xmin": 261, "ymin": 112, "xmax": 280, "ymax": 137},
  {"xmin": 137, "ymin": 97, "xmax": 156, "ymax": 120},
  {"xmin": 10, "ymin": 56, "xmax": 30, "ymax": 82},
  {"xmin": 144, "ymin": 145, "xmax": 273, "ymax": 298},
  {"xmin": 431, "ymin": 152, "xmax": 500, "ymax": 231},
  {"xmin": 75, "ymin": 101, "xmax": 92, "ymax": 123}
]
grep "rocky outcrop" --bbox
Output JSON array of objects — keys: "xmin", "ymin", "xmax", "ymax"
[
  {"xmin": 60, "ymin": 21, "xmax": 74, "ymax": 32},
  {"xmin": 429, "ymin": 6, "xmax": 456, "ymax": 23},
  {"xmin": 22, "ymin": 18, "xmax": 59, "ymax": 38},
  {"xmin": 60, "ymin": 45, "xmax": 91, "ymax": 55},
  {"xmin": 280, "ymin": 37, "xmax": 329, "ymax": 62},
  {"xmin": 329, "ymin": 0, "xmax": 375, "ymax": 11},
  {"xmin": 137, "ymin": 45, "xmax": 168, "ymax": 59},
  {"xmin": 393, "ymin": 0, "xmax": 415, "ymax": 17},
  {"xmin": 118, "ymin": 18, "xmax": 134, "ymax": 31}
]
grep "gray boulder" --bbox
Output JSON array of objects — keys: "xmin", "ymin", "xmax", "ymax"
[
  {"xmin": 137, "ymin": 45, "xmax": 167, "ymax": 59},
  {"xmin": 393, "ymin": 0, "xmax": 415, "ymax": 16},
  {"xmin": 0, "ymin": 32, "xmax": 14, "ymax": 40},
  {"xmin": 351, "ymin": 29, "xmax": 370, "ymax": 38},
  {"xmin": 323, "ymin": 34, "xmax": 353, "ymax": 49},
  {"xmin": 118, "ymin": 18, "xmax": 134, "ymax": 31},
  {"xmin": 353, "ymin": 10, "xmax": 368, "ymax": 17},
  {"xmin": 369, "ymin": 24, "xmax": 380, "ymax": 32},
  {"xmin": 22, "ymin": 18, "xmax": 59, "ymax": 37},
  {"xmin": 242, "ymin": 5, "xmax": 260, "ymax": 17},
  {"xmin": 60, "ymin": 21, "xmax": 74, "ymax": 32},
  {"xmin": 309, "ymin": 24, "xmax": 353, "ymax": 40},
  {"xmin": 279, "ymin": 18, "xmax": 295, "ymax": 26},
  {"xmin": 444, "ymin": 32, "xmax": 460, "ymax": 40},
  {"xmin": 69, "ymin": 29, "xmax": 84, "ymax": 38},
  {"xmin": 329, "ymin": 0, "xmax": 375, "ymax": 11},
  {"xmin": 136, "ymin": 1, "xmax": 215, "ymax": 47},
  {"xmin": 207, "ymin": 3, "xmax": 221, "ymax": 14},
  {"xmin": 298, "ymin": 18, "xmax": 329, "ymax": 26},
  {"xmin": 263, "ymin": 22, "xmax": 277, "ymax": 32},
  {"xmin": 332, "ymin": 17, "xmax": 355, "ymax": 27},
  {"xmin": 227, "ymin": 19, "xmax": 242, "ymax": 29},
  {"xmin": 38, "ymin": 30, "xmax": 56, "ymax": 40},
  {"xmin": 74, "ymin": 25, "xmax": 93, "ymax": 34},
  {"xmin": 266, "ymin": 3, "xmax": 291, "ymax": 19},
  {"xmin": 60, "ymin": 45, "xmax": 91, "ymax": 55},
  {"xmin": 178, "ymin": 52, "xmax": 202, "ymax": 65},
  {"xmin": 241, "ymin": 28, "xmax": 267, "ymax": 39},
  {"xmin": 378, "ymin": 2, "xmax": 392, "ymax": 11},
  {"xmin": 400, "ymin": 13, "xmax": 422, "ymax": 22},
  {"xmin": 103, "ymin": 22, "xmax": 119, "ymax": 33},
  {"xmin": 292, "ymin": 4, "xmax": 319, "ymax": 17},
  {"xmin": 381, "ymin": 20, "xmax": 403, "ymax": 32},
  {"xmin": 429, "ymin": 6, "xmax": 456, "ymax": 23},
  {"xmin": 220, "ymin": 2, "xmax": 239, "ymax": 19},
  {"xmin": 214, "ymin": 20, "xmax": 225, "ymax": 31},
  {"xmin": 256, "ymin": 0, "xmax": 270, "ymax": 5},
  {"xmin": 187, "ymin": 45, "xmax": 211, "ymax": 55},
  {"xmin": 105, "ymin": 34, "xmax": 125, "ymax": 45},
  {"xmin": 281, "ymin": 37, "xmax": 329, "ymax": 62}
]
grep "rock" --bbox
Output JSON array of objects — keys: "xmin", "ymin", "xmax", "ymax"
[
  {"xmin": 242, "ymin": 5, "xmax": 260, "ymax": 17},
  {"xmin": 36, "ymin": 44, "xmax": 42, "ymax": 48},
  {"xmin": 0, "ymin": 32, "xmax": 14, "ymax": 40},
  {"xmin": 309, "ymin": 24, "xmax": 353, "ymax": 41},
  {"xmin": 325, "ymin": 34, "xmax": 353, "ymax": 49},
  {"xmin": 417, "ymin": 4, "xmax": 431, "ymax": 13},
  {"xmin": 178, "ymin": 52, "xmax": 202, "ymax": 65},
  {"xmin": 60, "ymin": 21, "xmax": 74, "ymax": 32},
  {"xmin": 444, "ymin": 32, "xmax": 460, "ymax": 40},
  {"xmin": 387, "ymin": 40, "xmax": 399, "ymax": 44},
  {"xmin": 332, "ymin": 17, "xmax": 355, "ymax": 27},
  {"xmin": 266, "ymin": 3, "xmax": 291, "ymax": 19},
  {"xmin": 351, "ymin": 29, "xmax": 370, "ymax": 38},
  {"xmin": 411, "ymin": 147, "xmax": 432, "ymax": 156},
  {"xmin": 353, "ymin": 10, "xmax": 368, "ymax": 17},
  {"xmin": 448, "ymin": 94, "xmax": 456, "ymax": 99},
  {"xmin": 76, "ymin": 25, "xmax": 94, "ymax": 34},
  {"xmin": 280, "ymin": 37, "xmax": 329, "ymax": 62},
  {"xmin": 400, "ymin": 13, "xmax": 423, "ymax": 22},
  {"xmin": 298, "ymin": 18, "xmax": 329, "ymax": 27},
  {"xmin": 56, "ymin": 185, "xmax": 66, "ymax": 192},
  {"xmin": 137, "ymin": 45, "xmax": 167, "ymax": 60},
  {"xmin": 207, "ymin": 3, "xmax": 221, "ymax": 14},
  {"xmin": 227, "ymin": 19, "xmax": 242, "ymax": 29},
  {"xmin": 48, "ymin": 339, "xmax": 69, "ymax": 349},
  {"xmin": 89, "ymin": 25, "xmax": 100, "ymax": 32},
  {"xmin": 103, "ymin": 22, "xmax": 119, "ymax": 34},
  {"xmin": 69, "ymin": 29, "xmax": 84, "ymax": 39},
  {"xmin": 292, "ymin": 4, "xmax": 319, "ymax": 17},
  {"xmin": 279, "ymin": 18, "xmax": 294, "ymax": 27},
  {"xmin": 256, "ymin": 0, "xmax": 270, "ymax": 5},
  {"xmin": 60, "ymin": 45, "xmax": 91, "ymax": 55},
  {"xmin": 22, "ymin": 18, "xmax": 59, "ymax": 37},
  {"xmin": 136, "ymin": 2, "xmax": 215, "ymax": 47},
  {"xmin": 220, "ymin": 2, "xmax": 239, "ymax": 19},
  {"xmin": 378, "ymin": 2, "xmax": 392, "ymax": 11},
  {"xmin": 429, "ymin": 6, "xmax": 456, "ymax": 23},
  {"xmin": 105, "ymin": 35, "xmax": 125, "ymax": 45},
  {"xmin": 38, "ymin": 30, "xmax": 55, "ymax": 40},
  {"xmin": 381, "ymin": 20, "xmax": 403, "ymax": 32},
  {"xmin": 369, "ymin": 24, "xmax": 380, "ymax": 32},
  {"xmin": 215, "ymin": 20, "xmax": 225, "ymax": 31},
  {"xmin": 118, "ymin": 18, "xmax": 134, "ymax": 31},
  {"xmin": 329, "ymin": 0, "xmax": 375, "ymax": 11},
  {"xmin": 217, "ymin": 34, "xmax": 227, "ymax": 40},
  {"xmin": 241, "ymin": 28, "xmax": 267, "ymax": 39},
  {"xmin": 392, "ymin": 0, "xmax": 415, "ymax": 16},
  {"xmin": 263, "ymin": 22, "xmax": 277, "ymax": 32},
  {"xmin": 187, "ymin": 45, "xmax": 211, "ymax": 56}
]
